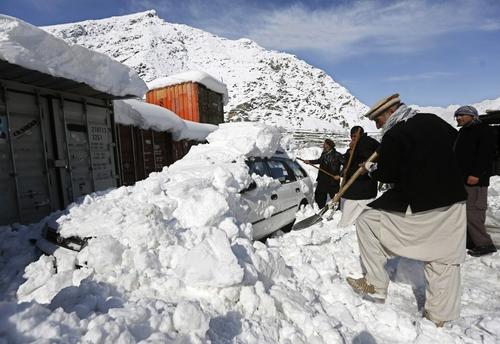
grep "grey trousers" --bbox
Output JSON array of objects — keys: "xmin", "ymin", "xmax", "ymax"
[
  {"xmin": 356, "ymin": 208, "xmax": 463, "ymax": 321},
  {"xmin": 465, "ymin": 186, "xmax": 494, "ymax": 247}
]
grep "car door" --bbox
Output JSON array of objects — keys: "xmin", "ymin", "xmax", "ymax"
[
  {"xmin": 283, "ymin": 159, "xmax": 314, "ymax": 206},
  {"xmin": 266, "ymin": 158, "xmax": 298, "ymax": 230},
  {"xmin": 240, "ymin": 159, "xmax": 282, "ymax": 239}
]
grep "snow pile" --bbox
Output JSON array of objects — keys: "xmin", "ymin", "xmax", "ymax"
[
  {"xmin": 114, "ymin": 99, "xmax": 218, "ymax": 142},
  {"xmin": 8, "ymin": 122, "xmax": 289, "ymax": 342},
  {"xmin": 148, "ymin": 70, "xmax": 229, "ymax": 105},
  {"xmin": 1, "ymin": 129, "xmax": 499, "ymax": 343},
  {"xmin": 0, "ymin": 15, "xmax": 147, "ymax": 97}
]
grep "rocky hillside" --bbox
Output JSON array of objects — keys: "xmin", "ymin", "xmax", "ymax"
[{"xmin": 43, "ymin": 10, "xmax": 374, "ymax": 133}]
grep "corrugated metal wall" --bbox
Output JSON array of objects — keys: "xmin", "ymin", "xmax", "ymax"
[
  {"xmin": 117, "ymin": 125, "xmax": 179, "ymax": 186},
  {"xmin": 146, "ymin": 82, "xmax": 200, "ymax": 122},
  {"xmin": 146, "ymin": 82, "xmax": 224, "ymax": 125},
  {"xmin": 0, "ymin": 80, "xmax": 118, "ymax": 226}
]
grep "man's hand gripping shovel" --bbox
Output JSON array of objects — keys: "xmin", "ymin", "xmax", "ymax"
[{"xmin": 292, "ymin": 151, "xmax": 378, "ymax": 231}]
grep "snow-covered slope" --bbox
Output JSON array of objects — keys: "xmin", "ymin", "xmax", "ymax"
[
  {"xmin": 413, "ymin": 96, "xmax": 500, "ymax": 125},
  {"xmin": 43, "ymin": 10, "xmax": 374, "ymax": 133}
]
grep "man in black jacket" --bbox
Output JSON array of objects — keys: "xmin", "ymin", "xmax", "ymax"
[
  {"xmin": 454, "ymin": 105, "xmax": 497, "ymax": 257},
  {"xmin": 338, "ymin": 126, "xmax": 379, "ymax": 227},
  {"xmin": 305, "ymin": 139, "xmax": 344, "ymax": 208},
  {"xmin": 346, "ymin": 94, "xmax": 467, "ymax": 327}
]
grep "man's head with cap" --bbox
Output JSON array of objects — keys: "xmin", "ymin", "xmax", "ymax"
[
  {"xmin": 364, "ymin": 94, "xmax": 401, "ymax": 129},
  {"xmin": 455, "ymin": 105, "xmax": 478, "ymax": 127}
]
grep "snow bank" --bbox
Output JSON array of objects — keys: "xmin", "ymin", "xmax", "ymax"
[
  {"xmin": 114, "ymin": 99, "xmax": 218, "ymax": 142},
  {"xmin": 148, "ymin": 70, "xmax": 229, "ymax": 105},
  {"xmin": 0, "ymin": 15, "xmax": 147, "ymax": 97},
  {"xmin": 1, "ymin": 130, "xmax": 499, "ymax": 343},
  {"xmin": 7, "ymin": 122, "xmax": 286, "ymax": 342}
]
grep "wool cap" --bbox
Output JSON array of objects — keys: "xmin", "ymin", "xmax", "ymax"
[
  {"xmin": 454, "ymin": 105, "xmax": 479, "ymax": 118},
  {"xmin": 364, "ymin": 93, "xmax": 401, "ymax": 120}
]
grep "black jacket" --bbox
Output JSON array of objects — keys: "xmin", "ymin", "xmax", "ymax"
[
  {"xmin": 369, "ymin": 113, "xmax": 467, "ymax": 213},
  {"xmin": 454, "ymin": 121, "xmax": 496, "ymax": 187},
  {"xmin": 310, "ymin": 148, "xmax": 344, "ymax": 193},
  {"xmin": 342, "ymin": 134, "xmax": 380, "ymax": 200}
]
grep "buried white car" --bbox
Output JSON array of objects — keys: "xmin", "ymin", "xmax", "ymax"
[
  {"xmin": 36, "ymin": 152, "xmax": 314, "ymax": 267},
  {"xmin": 241, "ymin": 153, "xmax": 314, "ymax": 240}
]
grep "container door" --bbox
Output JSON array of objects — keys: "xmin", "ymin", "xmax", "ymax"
[
  {"xmin": 118, "ymin": 125, "xmax": 138, "ymax": 185},
  {"xmin": 86, "ymin": 103, "xmax": 117, "ymax": 191},
  {"xmin": 152, "ymin": 131, "xmax": 171, "ymax": 170},
  {"xmin": 51, "ymin": 98, "xmax": 117, "ymax": 205},
  {"xmin": 0, "ymin": 90, "xmax": 58, "ymax": 225}
]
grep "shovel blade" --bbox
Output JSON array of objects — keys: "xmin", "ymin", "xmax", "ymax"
[{"xmin": 292, "ymin": 213, "xmax": 323, "ymax": 231}]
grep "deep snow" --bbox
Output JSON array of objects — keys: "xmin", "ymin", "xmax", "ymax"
[
  {"xmin": 0, "ymin": 15, "xmax": 147, "ymax": 98},
  {"xmin": 0, "ymin": 123, "xmax": 499, "ymax": 343}
]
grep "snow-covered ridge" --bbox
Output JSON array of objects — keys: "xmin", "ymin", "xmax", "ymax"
[
  {"xmin": 0, "ymin": 14, "xmax": 147, "ymax": 97},
  {"xmin": 43, "ymin": 10, "xmax": 375, "ymax": 132},
  {"xmin": 413, "ymin": 96, "xmax": 500, "ymax": 125},
  {"xmin": 148, "ymin": 70, "xmax": 229, "ymax": 105}
]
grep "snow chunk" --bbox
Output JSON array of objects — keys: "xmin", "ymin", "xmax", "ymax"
[
  {"xmin": 173, "ymin": 301, "xmax": 209, "ymax": 336},
  {"xmin": 0, "ymin": 15, "xmax": 147, "ymax": 97},
  {"xmin": 175, "ymin": 229, "xmax": 244, "ymax": 288},
  {"xmin": 206, "ymin": 122, "xmax": 281, "ymax": 158},
  {"xmin": 148, "ymin": 70, "xmax": 229, "ymax": 105}
]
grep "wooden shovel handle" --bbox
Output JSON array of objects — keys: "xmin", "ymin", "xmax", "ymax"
[
  {"xmin": 341, "ymin": 127, "xmax": 362, "ymax": 189},
  {"xmin": 328, "ymin": 151, "xmax": 378, "ymax": 208},
  {"xmin": 296, "ymin": 157, "xmax": 340, "ymax": 181}
]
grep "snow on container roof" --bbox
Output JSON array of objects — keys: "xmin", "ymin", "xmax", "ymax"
[
  {"xmin": 0, "ymin": 15, "xmax": 147, "ymax": 98},
  {"xmin": 114, "ymin": 99, "xmax": 217, "ymax": 142},
  {"xmin": 148, "ymin": 70, "xmax": 229, "ymax": 105},
  {"xmin": 115, "ymin": 99, "xmax": 185, "ymax": 132},
  {"xmin": 174, "ymin": 120, "xmax": 218, "ymax": 142}
]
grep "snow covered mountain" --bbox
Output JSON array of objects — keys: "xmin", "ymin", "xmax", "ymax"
[
  {"xmin": 43, "ymin": 10, "xmax": 374, "ymax": 133},
  {"xmin": 413, "ymin": 96, "xmax": 500, "ymax": 125}
]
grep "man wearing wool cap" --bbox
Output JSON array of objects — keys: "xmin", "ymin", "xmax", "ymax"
[
  {"xmin": 346, "ymin": 94, "xmax": 467, "ymax": 327},
  {"xmin": 454, "ymin": 105, "xmax": 497, "ymax": 257}
]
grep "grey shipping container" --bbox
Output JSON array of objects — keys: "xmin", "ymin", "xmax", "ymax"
[{"xmin": 0, "ymin": 76, "xmax": 119, "ymax": 226}]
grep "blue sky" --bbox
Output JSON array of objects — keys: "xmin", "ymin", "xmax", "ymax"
[{"xmin": 1, "ymin": 0, "xmax": 500, "ymax": 107}]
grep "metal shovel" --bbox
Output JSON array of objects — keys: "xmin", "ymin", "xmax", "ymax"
[{"xmin": 292, "ymin": 151, "xmax": 378, "ymax": 231}]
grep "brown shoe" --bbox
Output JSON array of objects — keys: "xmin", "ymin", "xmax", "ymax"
[
  {"xmin": 346, "ymin": 276, "xmax": 386, "ymax": 302},
  {"xmin": 423, "ymin": 310, "xmax": 445, "ymax": 327}
]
